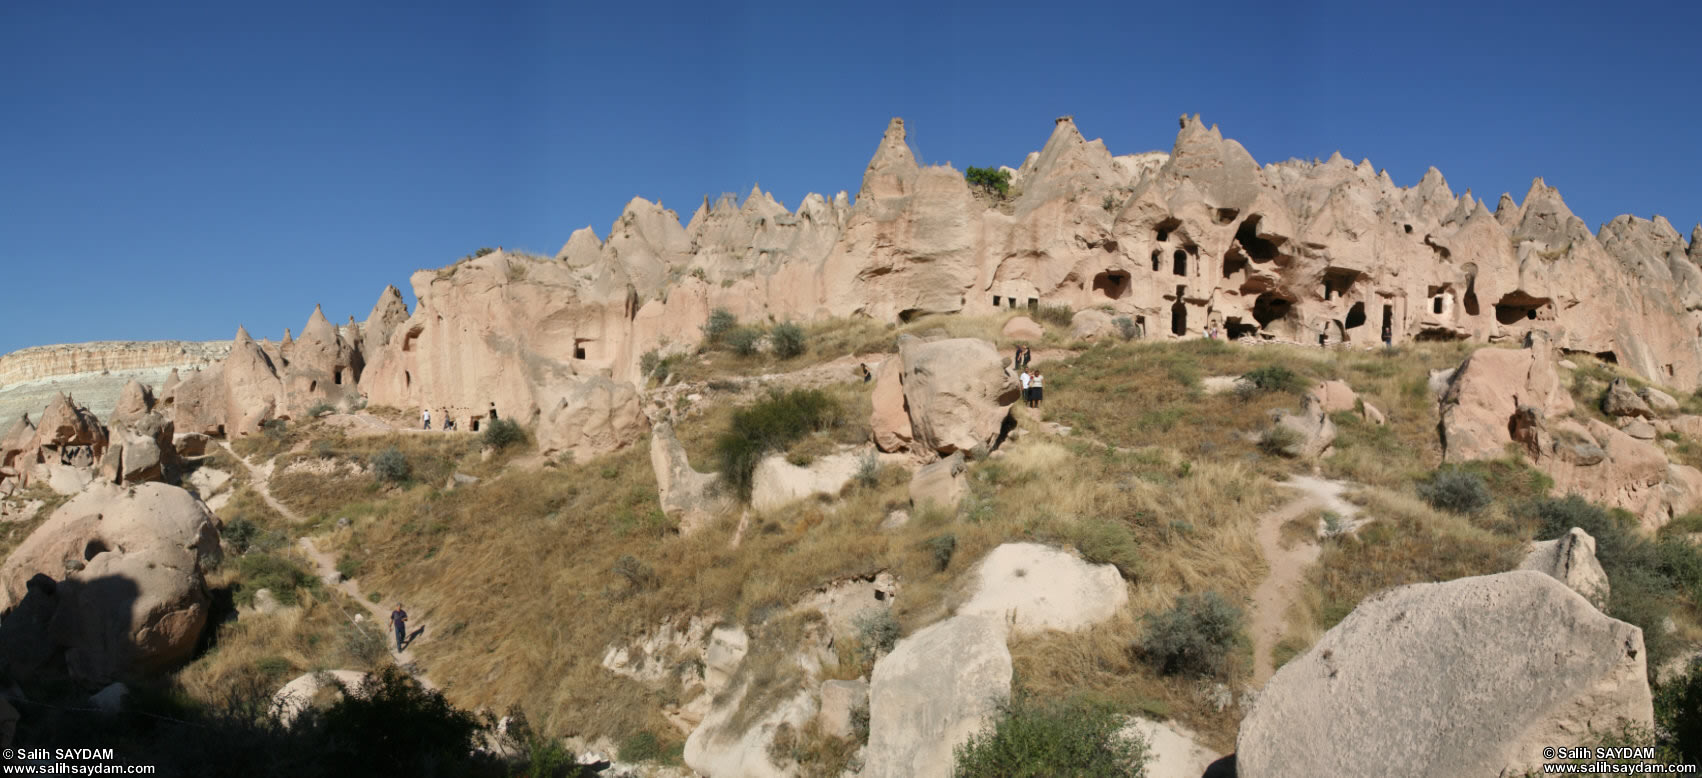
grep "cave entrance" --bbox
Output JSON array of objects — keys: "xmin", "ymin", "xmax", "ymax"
[
  {"xmin": 1493, "ymin": 292, "xmax": 1551, "ymax": 325},
  {"xmin": 992, "ymin": 295, "xmax": 1000, "ymax": 307},
  {"xmin": 1150, "ymin": 250, "xmax": 1161, "ymax": 272},
  {"xmin": 1463, "ymin": 283, "xmax": 1480, "ymax": 317},
  {"xmin": 1323, "ymin": 268, "xmax": 1360, "ymax": 301},
  {"xmin": 574, "ymin": 338, "xmax": 592, "ymax": 360},
  {"xmin": 1234, "ymin": 215, "xmax": 1279, "ymax": 261},
  {"xmin": 1155, "ymin": 217, "xmax": 1180, "ymax": 244},
  {"xmin": 1223, "ymin": 248, "xmax": 1248, "ymax": 279},
  {"xmin": 1172, "ymin": 250, "xmax": 1188, "ymax": 276},
  {"xmin": 1225, "ymin": 317, "xmax": 1258, "ymax": 340},
  {"xmin": 1252, "ymin": 293, "xmax": 1295, "ymax": 328},
  {"xmin": 333, "ymin": 367, "xmax": 344, "ymax": 385},
  {"xmin": 402, "ymin": 325, "xmax": 423, "ymax": 352},
  {"xmin": 1091, "ymin": 271, "xmax": 1130, "ymax": 300},
  {"xmin": 84, "ymin": 539, "xmax": 109, "ymax": 561},
  {"xmin": 1170, "ymin": 301, "xmax": 1187, "ymax": 336},
  {"xmin": 1344, "ymin": 302, "xmax": 1366, "ymax": 331},
  {"xmin": 471, "ymin": 418, "xmax": 481, "ymax": 432},
  {"xmin": 1382, "ymin": 304, "xmax": 1394, "ymax": 341}
]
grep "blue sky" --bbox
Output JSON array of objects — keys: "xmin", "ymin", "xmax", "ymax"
[{"xmin": 2, "ymin": 0, "xmax": 1697, "ymax": 356}]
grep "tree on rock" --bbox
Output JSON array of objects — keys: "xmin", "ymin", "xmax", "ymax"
[{"xmin": 965, "ymin": 167, "xmax": 1011, "ymax": 198}]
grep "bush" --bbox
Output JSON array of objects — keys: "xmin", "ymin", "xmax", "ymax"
[
  {"xmin": 235, "ymin": 553, "xmax": 318, "ymax": 607},
  {"xmin": 1137, "ymin": 591, "xmax": 1243, "ymax": 679},
  {"xmin": 1258, "ymin": 424, "xmax": 1302, "ymax": 457},
  {"xmin": 1035, "ymin": 303, "xmax": 1074, "ymax": 328},
  {"xmin": 854, "ymin": 608, "xmax": 901, "ymax": 662},
  {"xmin": 953, "ymin": 694, "xmax": 1148, "ymax": 778},
  {"xmin": 1240, "ymin": 365, "xmax": 1304, "ymax": 394},
  {"xmin": 305, "ymin": 402, "xmax": 336, "ymax": 418},
  {"xmin": 611, "ymin": 554, "xmax": 658, "ymax": 593},
  {"xmin": 371, "ymin": 447, "xmax": 410, "ymax": 483},
  {"xmin": 1069, "ymin": 518, "xmax": 1141, "ymax": 579},
  {"xmin": 335, "ymin": 554, "xmax": 363, "ymax": 581},
  {"xmin": 770, "ymin": 322, "xmax": 807, "ymax": 359},
  {"xmin": 1656, "ymin": 658, "xmax": 1702, "ymax": 763},
  {"xmin": 1418, "ymin": 467, "xmax": 1493, "ymax": 515},
  {"xmin": 965, "ymin": 166, "xmax": 1012, "ymax": 198},
  {"xmin": 854, "ymin": 453, "xmax": 880, "ymax": 488},
  {"xmin": 1112, "ymin": 316, "xmax": 1139, "ymax": 341},
  {"xmin": 924, "ymin": 533, "xmax": 958, "ymax": 571},
  {"xmin": 312, "ymin": 667, "xmax": 485, "ymax": 777},
  {"xmin": 702, "ymin": 308, "xmax": 738, "ymax": 345},
  {"xmin": 714, "ymin": 389, "xmax": 843, "ymax": 501},
  {"xmin": 483, "ymin": 417, "xmax": 525, "ymax": 450},
  {"xmin": 725, "ymin": 325, "xmax": 762, "ymax": 357}
]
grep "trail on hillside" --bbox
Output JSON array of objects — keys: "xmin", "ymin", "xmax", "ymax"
[
  {"xmin": 297, "ymin": 536, "xmax": 439, "ymax": 691},
  {"xmin": 218, "ymin": 443, "xmax": 305, "ymax": 523},
  {"xmin": 1249, "ymin": 475, "xmax": 1359, "ymax": 686}
]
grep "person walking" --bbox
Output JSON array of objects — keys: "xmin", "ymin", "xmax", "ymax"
[
  {"xmin": 390, "ymin": 603, "xmax": 409, "ymax": 652},
  {"xmin": 1019, "ymin": 369, "xmax": 1033, "ymax": 408},
  {"xmin": 1031, "ymin": 370, "xmax": 1044, "ymax": 409},
  {"xmin": 859, "ymin": 363, "xmax": 871, "ymax": 383},
  {"xmin": 1021, "ymin": 345, "xmax": 1032, "ymax": 369},
  {"xmin": 421, "ymin": 409, "xmax": 431, "ymax": 430}
]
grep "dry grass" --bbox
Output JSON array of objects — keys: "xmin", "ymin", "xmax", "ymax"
[
  {"xmin": 268, "ymin": 431, "xmax": 485, "ymax": 521},
  {"xmin": 0, "ymin": 483, "xmax": 67, "ymax": 560}
]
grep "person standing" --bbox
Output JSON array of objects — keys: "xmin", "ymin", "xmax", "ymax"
[
  {"xmin": 1020, "ymin": 369, "xmax": 1032, "ymax": 408},
  {"xmin": 421, "ymin": 409, "xmax": 431, "ymax": 430},
  {"xmin": 390, "ymin": 603, "xmax": 408, "ymax": 652},
  {"xmin": 1382, "ymin": 323, "xmax": 1393, "ymax": 348},
  {"xmin": 859, "ymin": 363, "xmax": 871, "ymax": 383},
  {"xmin": 1031, "ymin": 370, "xmax": 1044, "ymax": 409},
  {"xmin": 1021, "ymin": 345, "xmax": 1032, "ymax": 369},
  {"xmin": 1014, "ymin": 346, "xmax": 1023, "ymax": 370}
]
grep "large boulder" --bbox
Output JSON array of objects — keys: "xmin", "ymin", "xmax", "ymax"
[
  {"xmin": 896, "ymin": 337, "xmax": 1020, "ymax": 457},
  {"xmin": 1440, "ymin": 339, "xmax": 1573, "ymax": 462},
  {"xmin": 1000, "ymin": 316, "xmax": 1044, "ymax": 341},
  {"xmin": 1308, "ymin": 379, "xmax": 1359, "ymax": 414},
  {"xmin": 907, "ymin": 452, "xmax": 967, "ymax": 512},
  {"xmin": 1236, "ymin": 571, "xmax": 1652, "ymax": 778},
  {"xmin": 1638, "ymin": 386, "xmax": 1681, "ymax": 418},
  {"xmin": 535, "ymin": 377, "xmax": 646, "ymax": 461},
  {"xmin": 271, "ymin": 670, "xmax": 371, "ymax": 727},
  {"xmin": 1603, "ymin": 378, "xmax": 1654, "ymax": 419},
  {"xmin": 957, "ymin": 542, "xmax": 1128, "ymax": 635},
  {"xmin": 864, "ymin": 614, "xmax": 1011, "ymax": 778},
  {"xmin": 1269, "ymin": 394, "xmax": 1336, "ymax": 459},
  {"xmin": 870, "ymin": 357, "xmax": 913, "ymax": 453},
  {"xmin": 0, "ymin": 483, "xmax": 222, "ymax": 680},
  {"xmin": 1519, "ymin": 527, "xmax": 1611, "ymax": 609},
  {"xmin": 1069, "ymin": 309, "xmax": 1114, "ymax": 340}
]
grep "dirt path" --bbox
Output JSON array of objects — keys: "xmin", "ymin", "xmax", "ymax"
[
  {"xmin": 218, "ymin": 443, "xmax": 308, "ymax": 523},
  {"xmin": 1249, "ymin": 475, "xmax": 1360, "ymax": 687},
  {"xmin": 297, "ymin": 536, "xmax": 439, "ymax": 690}
]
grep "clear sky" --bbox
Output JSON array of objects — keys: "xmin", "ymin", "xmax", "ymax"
[{"xmin": 2, "ymin": 0, "xmax": 1697, "ymax": 356}]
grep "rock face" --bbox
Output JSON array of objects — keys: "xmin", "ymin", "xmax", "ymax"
[
  {"xmin": 1440, "ymin": 334, "xmax": 1574, "ymax": 462},
  {"xmin": 534, "ymin": 376, "xmax": 646, "ymax": 461},
  {"xmin": 1236, "ymin": 571, "xmax": 1652, "ymax": 778},
  {"xmin": 1269, "ymin": 394, "xmax": 1336, "ymax": 458},
  {"xmin": 869, "ymin": 357, "xmax": 913, "ymax": 453},
  {"xmin": 1520, "ymin": 527, "xmax": 1611, "ymax": 609},
  {"xmin": 817, "ymin": 679, "xmax": 869, "ymax": 739},
  {"xmin": 892, "ymin": 337, "xmax": 1019, "ymax": 458},
  {"xmin": 864, "ymin": 614, "xmax": 1012, "ymax": 778},
  {"xmin": 649, "ymin": 421, "xmax": 726, "ymax": 533},
  {"xmin": 908, "ymin": 452, "xmax": 967, "ymax": 511},
  {"xmin": 1604, "ymin": 378, "xmax": 1654, "ymax": 419},
  {"xmin": 957, "ymin": 543, "xmax": 1128, "ymax": 635},
  {"xmin": 0, "ymin": 483, "xmax": 222, "ymax": 680}
]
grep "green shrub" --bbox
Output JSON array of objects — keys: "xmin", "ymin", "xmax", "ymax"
[
  {"xmin": 965, "ymin": 166, "xmax": 1011, "ymax": 198},
  {"xmin": 1258, "ymin": 424, "xmax": 1302, "ymax": 457},
  {"xmin": 482, "ymin": 418, "xmax": 525, "ymax": 450},
  {"xmin": 234, "ymin": 553, "xmax": 318, "ymax": 607},
  {"xmin": 1240, "ymin": 365, "xmax": 1304, "ymax": 394},
  {"xmin": 725, "ymin": 326, "xmax": 762, "ymax": 357},
  {"xmin": 1069, "ymin": 519, "xmax": 1141, "ymax": 579},
  {"xmin": 924, "ymin": 533, "xmax": 958, "ymax": 571},
  {"xmin": 1418, "ymin": 467, "xmax": 1492, "ymax": 515},
  {"xmin": 619, "ymin": 730, "xmax": 664, "ymax": 763},
  {"xmin": 371, "ymin": 447, "xmax": 409, "ymax": 484},
  {"xmin": 702, "ymin": 308, "xmax": 738, "ymax": 345},
  {"xmin": 1112, "ymin": 316, "xmax": 1139, "ymax": 341},
  {"xmin": 713, "ymin": 389, "xmax": 843, "ymax": 501},
  {"xmin": 1656, "ymin": 658, "xmax": 1702, "ymax": 762},
  {"xmin": 770, "ymin": 322, "xmax": 807, "ymax": 359},
  {"xmin": 224, "ymin": 516, "xmax": 259, "ymax": 554},
  {"xmin": 855, "ymin": 608, "xmax": 901, "ymax": 662},
  {"xmin": 854, "ymin": 454, "xmax": 880, "ymax": 488},
  {"xmin": 305, "ymin": 402, "xmax": 336, "ymax": 418},
  {"xmin": 1137, "ymin": 591, "xmax": 1243, "ymax": 679},
  {"xmin": 953, "ymin": 693, "xmax": 1148, "ymax": 778},
  {"xmin": 1035, "ymin": 303, "xmax": 1074, "ymax": 328}
]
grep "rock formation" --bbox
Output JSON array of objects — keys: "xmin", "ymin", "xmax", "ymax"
[
  {"xmin": 1236, "ymin": 570, "xmax": 1652, "ymax": 778},
  {"xmin": 0, "ymin": 483, "xmax": 222, "ymax": 681},
  {"xmin": 871, "ymin": 336, "xmax": 1019, "ymax": 459},
  {"xmin": 1520, "ymin": 527, "xmax": 1611, "ymax": 609}
]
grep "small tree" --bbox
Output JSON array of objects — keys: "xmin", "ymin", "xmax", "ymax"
[
  {"xmin": 371, "ymin": 447, "xmax": 410, "ymax": 484},
  {"xmin": 770, "ymin": 322, "xmax": 807, "ymax": 359},
  {"xmin": 965, "ymin": 166, "xmax": 1012, "ymax": 198},
  {"xmin": 1138, "ymin": 591, "xmax": 1244, "ymax": 678},
  {"xmin": 702, "ymin": 308, "xmax": 738, "ymax": 345},
  {"xmin": 725, "ymin": 326, "xmax": 762, "ymax": 357},
  {"xmin": 483, "ymin": 418, "xmax": 525, "ymax": 450},
  {"xmin": 1419, "ymin": 467, "xmax": 1492, "ymax": 515}
]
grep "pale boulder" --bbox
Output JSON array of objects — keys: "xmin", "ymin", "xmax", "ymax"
[
  {"xmin": 1000, "ymin": 316, "xmax": 1044, "ymax": 341},
  {"xmin": 1637, "ymin": 386, "xmax": 1680, "ymax": 418},
  {"xmin": 649, "ymin": 421, "xmax": 725, "ymax": 534},
  {"xmin": 864, "ymin": 614, "xmax": 1011, "ymax": 778},
  {"xmin": 1120, "ymin": 717, "xmax": 1220, "ymax": 778},
  {"xmin": 1519, "ymin": 527, "xmax": 1611, "ymax": 609},
  {"xmin": 957, "ymin": 542, "xmax": 1128, "ymax": 635},
  {"xmin": 1069, "ymin": 309, "xmax": 1113, "ymax": 340},
  {"xmin": 870, "ymin": 357, "xmax": 913, "ymax": 453},
  {"xmin": 1308, "ymin": 379, "xmax": 1359, "ymax": 414},
  {"xmin": 898, "ymin": 337, "xmax": 1020, "ymax": 457},
  {"xmin": 908, "ymin": 452, "xmax": 967, "ymax": 512},
  {"xmin": 1439, "ymin": 341, "xmax": 1573, "ymax": 462},
  {"xmin": 750, "ymin": 451, "xmax": 862, "ymax": 512},
  {"xmin": 536, "ymin": 377, "xmax": 646, "ymax": 461},
  {"xmin": 0, "ymin": 483, "xmax": 221, "ymax": 680},
  {"xmin": 1603, "ymin": 378, "xmax": 1653, "ymax": 419},
  {"xmin": 271, "ymin": 670, "xmax": 371, "ymax": 727},
  {"xmin": 1236, "ymin": 571, "xmax": 1652, "ymax": 778},
  {"xmin": 1269, "ymin": 394, "xmax": 1336, "ymax": 459},
  {"xmin": 1619, "ymin": 418, "xmax": 1658, "ymax": 441}
]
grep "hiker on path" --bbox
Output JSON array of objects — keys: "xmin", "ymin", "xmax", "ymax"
[
  {"xmin": 421, "ymin": 409, "xmax": 431, "ymax": 430},
  {"xmin": 1021, "ymin": 345, "xmax": 1032, "ymax": 369},
  {"xmin": 859, "ymin": 363, "xmax": 871, "ymax": 383},
  {"xmin": 390, "ymin": 603, "xmax": 409, "ymax": 652},
  {"xmin": 1031, "ymin": 370, "xmax": 1045, "ymax": 409},
  {"xmin": 1020, "ymin": 369, "xmax": 1033, "ymax": 408}
]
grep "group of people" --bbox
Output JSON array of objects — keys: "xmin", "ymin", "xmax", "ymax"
[
  {"xmin": 1013, "ymin": 345, "xmax": 1044, "ymax": 408},
  {"xmin": 421, "ymin": 403, "xmax": 499, "ymax": 430}
]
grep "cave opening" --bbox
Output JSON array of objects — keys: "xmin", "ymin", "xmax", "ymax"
[
  {"xmin": 1345, "ymin": 302, "xmax": 1366, "ymax": 330},
  {"xmin": 1234, "ymin": 215, "xmax": 1280, "ymax": 261},
  {"xmin": 1092, "ymin": 271, "xmax": 1130, "ymax": 300},
  {"xmin": 1494, "ymin": 292, "xmax": 1551, "ymax": 325},
  {"xmin": 1172, "ymin": 250, "xmax": 1187, "ymax": 276},
  {"xmin": 1252, "ymin": 293, "xmax": 1295, "ymax": 328},
  {"xmin": 1171, "ymin": 301, "xmax": 1187, "ymax": 336}
]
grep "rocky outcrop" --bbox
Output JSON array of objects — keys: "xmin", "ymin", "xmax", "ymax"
[
  {"xmin": 1308, "ymin": 379, "xmax": 1359, "ymax": 414},
  {"xmin": 0, "ymin": 483, "xmax": 222, "ymax": 681},
  {"xmin": 750, "ymin": 451, "xmax": 863, "ymax": 512},
  {"xmin": 891, "ymin": 337, "xmax": 1019, "ymax": 458},
  {"xmin": 0, "ymin": 341, "xmax": 229, "ymax": 387},
  {"xmin": 649, "ymin": 421, "xmax": 725, "ymax": 533},
  {"xmin": 817, "ymin": 679, "xmax": 868, "ymax": 739},
  {"xmin": 535, "ymin": 376, "xmax": 646, "ymax": 462},
  {"xmin": 957, "ymin": 543, "xmax": 1128, "ymax": 635},
  {"xmin": 1236, "ymin": 571, "xmax": 1652, "ymax": 778},
  {"xmin": 272, "ymin": 670, "xmax": 371, "ymax": 727},
  {"xmin": 1000, "ymin": 316, "xmax": 1043, "ymax": 341},
  {"xmin": 870, "ymin": 357, "xmax": 913, "ymax": 453},
  {"xmin": 1604, "ymin": 378, "xmax": 1654, "ymax": 419},
  {"xmin": 1440, "ymin": 333, "xmax": 1574, "ymax": 462},
  {"xmin": 908, "ymin": 452, "xmax": 967, "ymax": 512},
  {"xmin": 1520, "ymin": 527, "xmax": 1610, "ymax": 609},
  {"xmin": 864, "ymin": 614, "xmax": 1011, "ymax": 778},
  {"xmin": 1269, "ymin": 394, "xmax": 1336, "ymax": 458}
]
